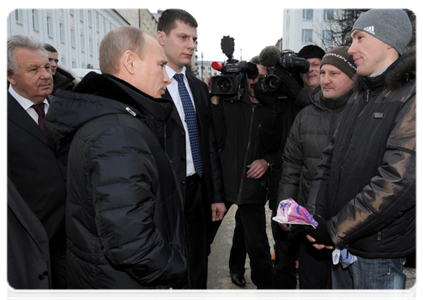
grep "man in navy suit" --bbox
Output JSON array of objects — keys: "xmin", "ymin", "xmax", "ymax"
[
  {"xmin": 158, "ymin": 9, "xmax": 226, "ymax": 289},
  {"xmin": 7, "ymin": 35, "xmax": 67, "ymax": 288}
]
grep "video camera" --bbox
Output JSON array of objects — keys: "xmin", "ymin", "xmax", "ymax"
[
  {"xmin": 210, "ymin": 36, "xmax": 258, "ymax": 101},
  {"xmin": 257, "ymin": 47, "xmax": 310, "ymax": 93}
]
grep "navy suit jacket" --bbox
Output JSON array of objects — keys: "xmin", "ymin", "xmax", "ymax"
[
  {"xmin": 7, "ymin": 92, "xmax": 67, "ymax": 254},
  {"xmin": 163, "ymin": 72, "xmax": 225, "ymax": 206}
]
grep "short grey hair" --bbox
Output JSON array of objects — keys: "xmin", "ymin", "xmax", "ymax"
[
  {"xmin": 99, "ymin": 26, "xmax": 149, "ymax": 75},
  {"xmin": 7, "ymin": 34, "xmax": 48, "ymax": 74}
]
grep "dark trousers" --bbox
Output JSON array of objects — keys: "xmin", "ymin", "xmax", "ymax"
[
  {"xmin": 184, "ymin": 174, "xmax": 209, "ymax": 289},
  {"xmin": 51, "ymin": 250, "xmax": 67, "ymax": 289},
  {"xmin": 209, "ymin": 201, "xmax": 273, "ymax": 289},
  {"xmin": 271, "ymin": 210, "xmax": 331, "ymax": 289}
]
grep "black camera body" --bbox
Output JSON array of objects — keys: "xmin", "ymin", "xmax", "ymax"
[
  {"xmin": 280, "ymin": 51, "xmax": 310, "ymax": 74},
  {"xmin": 258, "ymin": 50, "xmax": 310, "ymax": 94},
  {"xmin": 210, "ymin": 36, "xmax": 257, "ymax": 101},
  {"xmin": 211, "ymin": 60, "xmax": 248, "ymax": 98}
]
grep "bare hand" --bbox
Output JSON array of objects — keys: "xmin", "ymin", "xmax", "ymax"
[
  {"xmin": 306, "ymin": 234, "xmax": 334, "ymax": 250},
  {"xmin": 211, "ymin": 202, "xmax": 226, "ymax": 221},
  {"xmin": 279, "ymin": 223, "xmax": 292, "ymax": 232},
  {"xmin": 206, "ymin": 75, "xmax": 220, "ymax": 105},
  {"xmin": 246, "ymin": 159, "xmax": 268, "ymax": 179}
]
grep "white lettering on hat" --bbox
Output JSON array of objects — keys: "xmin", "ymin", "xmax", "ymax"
[
  {"xmin": 363, "ymin": 25, "xmax": 375, "ymax": 35},
  {"xmin": 322, "ymin": 53, "xmax": 357, "ymax": 71}
]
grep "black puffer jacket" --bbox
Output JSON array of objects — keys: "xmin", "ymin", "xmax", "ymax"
[
  {"xmin": 211, "ymin": 95, "xmax": 281, "ymax": 205},
  {"xmin": 307, "ymin": 49, "xmax": 416, "ymax": 258},
  {"xmin": 278, "ymin": 86, "xmax": 351, "ymax": 209},
  {"xmin": 45, "ymin": 72, "xmax": 187, "ymax": 289}
]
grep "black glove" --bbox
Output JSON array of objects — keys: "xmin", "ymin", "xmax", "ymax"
[
  {"xmin": 273, "ymin": 68, "xmax": 302, "ymax": 99},
  {"xmin": 306, "ymin": 215, "xmax": 334, "ymax": 247}
]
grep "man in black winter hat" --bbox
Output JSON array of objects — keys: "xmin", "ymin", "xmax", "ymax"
[{"xmin": 306, "ymin": 9, "xmax": 415, "ymax": 289}]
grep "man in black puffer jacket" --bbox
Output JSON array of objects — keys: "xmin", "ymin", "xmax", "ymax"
[
  {"xmin": 276, "ymin": 46, "xmax": 356, "ymax": 289},
  {"xmin": 45, "ymin": 27, "xmax": 187, "ymax": 289},
  {"xmin": 306, "ymin": 9, "xmax": 415, "ymax": 289}
]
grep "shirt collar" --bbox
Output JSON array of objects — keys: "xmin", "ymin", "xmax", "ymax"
[
  {"xmin": 166, "ymin": 65, "xmax": 187, "ymax": 80},
  {"xmin": 9, "ymin": 85, "xmax": 49, "ymax": 110}
]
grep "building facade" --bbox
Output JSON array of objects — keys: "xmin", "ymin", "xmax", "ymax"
[
  {"xmin": 8, "ymin": 9, "xmax": 133, "ymax": 70},
  {"xmin": 116, "ymin": 9, "xmax": 158, "ymax": 38},
  {"xmin": 283, "ymin": 9, "xmax": 337, "ymax": 52}
]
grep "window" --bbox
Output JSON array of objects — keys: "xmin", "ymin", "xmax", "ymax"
[
  {"xmin": 14, "ymin": 9, "xmax": 23, "ymax": 23},
  {"xmin": 89, "ymin": 37, "xmax": 93, "ymax": 56},
  {"xmin": 80, "ymin": 33, "xmax": 85, "ymax": 52},
  {"xmin": 96, "ymin": 14, "xmax": 100, "ymax": 31},
  {"xmin": 32, "ymin": 9, "xmax": 40, "ymax": 31},
  {"xmin": 302, "ymin": 9, "xmax": 313, "ymax": 20},
  {"xmin": 302, "ymin": 29, "xmax": 313, "ymax": 43},
  {"xmin": 71, "ymin": 28, "xmax": 76, "ymax": 47},
  {"xmin": 47, "ymin": 15, "xmax": 54, "ymax": 37},
  {"xmin": 60, "ymin": 23, "xmax": 66, "ymax": 43},
  {"xmin": 79, "ymin": 10, "xmax": 84, "ymax": 22},
  {"xmin": 324, "ymin": 9, "xmax": 334, "ymax": 21},
  {"xmin": 323, "ymin": 30, "xmax": 333, "ymax": 44},
  {"xmin": 88, "ymin": 10, "xmax": 92, "ymax": 27}
]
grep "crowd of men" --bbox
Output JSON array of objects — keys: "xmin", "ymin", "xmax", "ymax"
[{"xmin": 7, "ymin": 8, "xmax": 415, "ymax": 291}]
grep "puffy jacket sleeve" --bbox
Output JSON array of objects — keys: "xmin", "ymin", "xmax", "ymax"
[
  {"xmin": 328, "ymin": 94, "xmax": 416, "ymax": 248},
  {"xmin": 89, "ymin": 125, "xmax": 186, "ymax": 287},
  {"xmin": 278, "ymin": 112, "xmax": 303, "ymax": 207}
]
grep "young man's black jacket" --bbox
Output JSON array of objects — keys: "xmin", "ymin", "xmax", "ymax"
[
  {"xmin": 211, "ymin": 93, "xmax": 281, "ymax": 205},
  {"xmin": 45, "ymin": 72, "xmax": 187, "ymax": 289},
  {"xmin": 307, "ymin": 48, "xmax": 416, "ymax": 259}
]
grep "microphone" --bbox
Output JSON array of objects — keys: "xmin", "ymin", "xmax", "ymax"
[
  {"xmin": 259, "ymin": 46, "xmax": 282, "ymax": 68},
  {"xmin": 211, "ymin": 61, "xmax": 223, "ymax": 71}
]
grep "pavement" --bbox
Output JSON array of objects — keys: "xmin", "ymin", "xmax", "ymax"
[{"xmin": 207, "ymin": 204, "xmax": 416, "ymax": 291}]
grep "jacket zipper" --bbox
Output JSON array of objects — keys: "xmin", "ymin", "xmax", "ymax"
[{"xmin": 357, "ymin": 90, "xmax": 370, "ymax": 118}]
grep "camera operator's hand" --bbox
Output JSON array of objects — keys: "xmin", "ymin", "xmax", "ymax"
[
  {"xmin": 253, "ymin": 82, "xmax": 278, "ymax": 107},
  {"xmin": 246, "ymin": 159, "xmax": 269, "ymax": 179},
  {"xmin": 206, "ymin": 75, "xmax": 220, "ymax": 105},
  {"xmin": 273, "ymin": 67, "xmax": 302, "ymax": 99}
]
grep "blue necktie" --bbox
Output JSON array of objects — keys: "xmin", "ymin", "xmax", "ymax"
[{"xmin": 174, "ymin": 73, "xmax": 203, "ymax": 177}]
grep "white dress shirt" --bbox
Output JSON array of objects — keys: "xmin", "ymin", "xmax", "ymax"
[
  {"xmin": 9, "ymin": 85, "xmax": 49, "ymax": 125},
  {"xmin": 165, "ymin": 65, "xmax": 197, "ymax": 176}
]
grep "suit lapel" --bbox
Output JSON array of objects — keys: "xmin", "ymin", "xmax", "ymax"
[
  {"xmin": 8, "ymin": 93, "xmax": 54, "ymax": 149},
  {"xmin": 8, "ymin": 179, "xmax": 49, "ymax": 251},
  {"xmin": 164, "ymin": 88, "xmax": 184, "ymax": 128},
  {"xmin": 185, "ymin": 74, "xmax": 204, "ymax": 130}
]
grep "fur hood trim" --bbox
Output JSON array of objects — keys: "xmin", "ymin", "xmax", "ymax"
[{"xmin": 353, "ymin": 47, "xmax": 415, "ymax": 93}]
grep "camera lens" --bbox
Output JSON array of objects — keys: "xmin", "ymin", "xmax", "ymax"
[
  {"xmin": 263, "ymin": 74, "xmax": 280, "ymax": 92},
  {"xmin": 216, "ymin": 77, "xmax": 233, "ymax": 93}
]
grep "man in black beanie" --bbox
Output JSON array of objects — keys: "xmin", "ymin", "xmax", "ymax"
[
  {"xmin": 306, "ymin": 9, "xmax": 415, "ymax": 289},
  {"xmin": 297, "ymin": 45, "xmax": 325, "ymax": 91},
  {"xmin": 276, "ymin": 46, "xmax": 356, "ymax": 289},
  {"xmin": 294, "ymin": 45, "xmax": 325, "ymax": 107}
]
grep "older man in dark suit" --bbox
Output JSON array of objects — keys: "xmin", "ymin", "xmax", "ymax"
[
  {"xmin": 7, "ymin": 34, "xmax": 67, "ymax": 289},
  {"xmin": 158, "ymin": 9, "xmax": 226, "ymax": 289}
]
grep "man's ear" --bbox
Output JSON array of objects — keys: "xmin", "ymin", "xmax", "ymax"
[
  {"xmin": 157, "ymin": 31, "xmax": 166, "ymax": 47},
  {"xmin": 7, "ymin": 69, "xmax": 16, "ymax": 86},
  {"xmin": 121, "ymin": 50, "xmax": 137, "ymax": 75}
]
